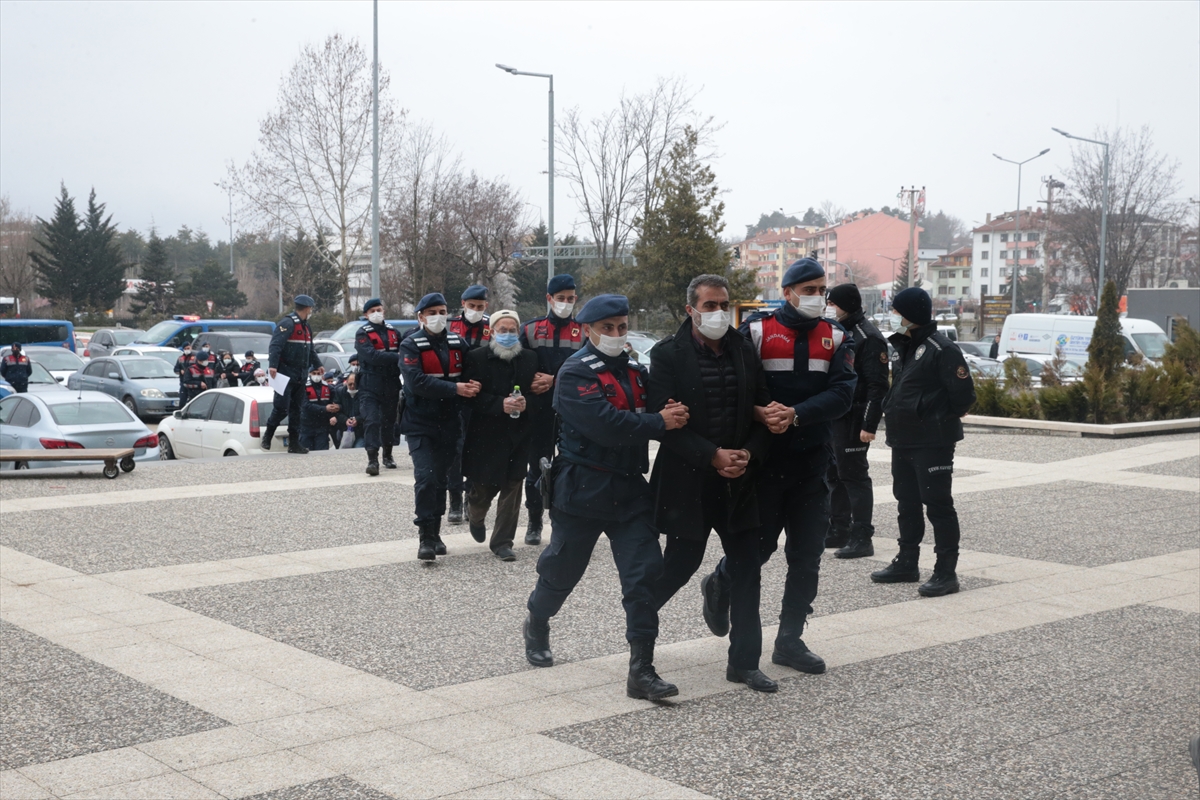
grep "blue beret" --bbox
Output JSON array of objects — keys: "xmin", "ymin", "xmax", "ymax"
[
  {"xmin": 892, "ymin": 287, "xmax": 933, "ymax": 326},
  {"xmin": 781, "ymin": 258, "xmax": 824, "ymax": 287},
  {"xmin": 415, "ymin": 292, "xmax": 447, "ymax": 313},
  {"xmin": 576, "ymin": 294, "xmax": 629, "ymax": 324},
  {"xmin": 363, "ymin": 297, "xmax": 383, "ymax": 314},
  {"xmin": 294, "ymin": 294, "xmax": 315, "ymax": 308},
  {"xmin": 461, "ymin": 285, "xmax": 489, "ymax": 302},
  {"xmin": 348, "ymin": 353, "xmax": 359, "ymax": 363},
  {"xmin": 546, "ymin": 274, "xmax": 576, "ymax": 295}
]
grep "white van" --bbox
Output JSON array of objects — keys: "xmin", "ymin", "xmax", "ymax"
[{"xmin": 998, "ymin": 313, "xmax": 1170, "ymax": 362}]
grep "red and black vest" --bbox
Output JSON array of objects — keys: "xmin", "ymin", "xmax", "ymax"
[
  {"xmin": 448, "ymin": 316, "xmax": 491, "ymax": 349},
  {"xmin": 188, "ymin": 363, "xmax": 215, "ymax": 390},
  {"xmin": 363, "ymin": 325, "xmax": 401, "ymax": 352},
  {"xmin": 286, "ymin": 313, "xmax": 312, "ymax": 345},
  {"xmin": 408, "ymin": 332, "xmax": 467, "ymax": 379},
  {"xmin": 306, "ymin": 382, "xmax": 333, "ymax": 403},
  {"xmin": 557, "ymin": 352, "xmax": 649, "ymax": 476},
  {"xmin": 747, "ymin": 315, "xmax": 844, "ymax": 374}
]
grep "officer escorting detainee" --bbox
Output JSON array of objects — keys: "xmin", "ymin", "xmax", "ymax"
[{"xmin": 263, "ymin": 294, "xmax": 323, "ymax": 454}]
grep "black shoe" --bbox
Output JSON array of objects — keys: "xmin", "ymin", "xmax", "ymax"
[
  {"xmin": 493, "ymin": 546, "xmax": 516, "ymax": 562},
  {"xmin": 772, "ymin": 638, "xmax": 826, "ymax": 674},
  {"xmin": 825, "ymin": 526, "xmax": 851, "ymax": 549},
  {"xmin": 287, "ymin": 443, "xmax": 309, "ymax": 454},
  {"xmin": 918, "ymin": 572, "xmax": 961, "ymax": 597},
  {"xmin": 524, "ymin": 513, "xmax": 543, "ymax": 546},
  {"xmin": 366, "ymin": 458, "xmax": 379, "ymax": 476},
  {"xmin": 524, "ymin": 613, "xmax": 553, "ymax": 667},
  {"xmin": 726, "ymin": 665, "xmax": 779, "ymax": 693},
  {"xmin": 261, "ymin": 428, "xmax": 275, "ymax": 451},
  {"xmin": 433, "ymin": 535, "xmax": 447, "ymax": 556},
  {"xmin": 835, "ymin": 537, "xmax": 875, "ymax": 559},
  {"xmin": 871, "ymin": 553, "xmax": 921, "ymax": 583},
  {"xmin": 700, "ymin": 572, "xmax": 730, "ymax": 637},
  {"xmin": 626, "ymin": 639, "xmax": 678, "ymax": 701},
  {"xmin": 469, "ymin": 521, "xmax": 486, "ymax": 543},
  {"xmin": 447, "ymin": 493, "xmax": 464, "ymax": 524},
  {"xmin": 417, "ymin": 528, "xmax": 436, "ymax": 561},
  {"xmin": 382, "ymin": 450, "xmax": 397, "ymax": 469}
]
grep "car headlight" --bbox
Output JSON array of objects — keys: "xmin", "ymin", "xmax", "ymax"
[{"xmin": 140, "ymin": 388, "xmax": 165, "ymax": 398}]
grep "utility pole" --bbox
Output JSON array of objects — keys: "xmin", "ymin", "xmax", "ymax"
[
  {"xmin": 370, "ymin": 0, "xmax": 380, "ymax": 300},
  {"xmin": 1039, "ymin": 176, "xmax": 1065, "ymax": 312},
  {"xmin": 898, "ymin": 186, "xmax": 924, "ymax": 287}
]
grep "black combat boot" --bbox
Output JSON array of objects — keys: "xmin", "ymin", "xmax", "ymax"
[
  {"xmin": 523, "ymin": 613, "xmax": 553, "ymax": 667},
  {"xmin": 261, "ymin": 426, "xmax": 276, "ymax": 451},
  {"xmin": 919, "ymin": 552, "xmax": 960, "ymax": 597},
  {"xmin": 417, "ymin": 522, "xmax": 437, "ymax": 561},
  {"xmin": 700, "ymin": 571, "xmax": 730, "ymax": 637},
  {"xmin": 287, "ymin": 441, "xmax": 309, "ymax": 455},
  {"xmin": 836, "ymin": 524, "xmax": 875, "ymax": 559},
  {"xmin": 626, "ymin": 639, "xmax": 678, "ymax": 701},
  {"xmin": 870, "ymin": 548, "xmax": 921, "ymax": 583},
  {"xmin": 381, "ymin": 446, "xmax": 397, "ymax": 469},
  {"xmin": 366, "ymin": 449, "xmax": 380, "ymax": 476},
  {"xmin": 524, "ymin": 513, "xmax": 543, "ymax": 546},
  {"xmin": 726, "ymin": 665, "xmax": 779, "ymax": 693},
  {"xmin": 771, "ymin": 610, "xmax": 826, "ymax": 674},
  {"xmin": 447, "ymin": 492, "xmax": 464, "ymax": 524},
  {"xmin": 431, "ymin": 519, "xmax": 447, "ymax": 556},
  {"xmin": 825, "ymin": 524, "xmax": 851, "ymax": 550}
]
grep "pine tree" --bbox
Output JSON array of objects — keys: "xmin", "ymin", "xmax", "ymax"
[
  {"xmin": 79, "ymin": 189, "xmax": 128, "ymax": 312},
  {"xmin": 29, "ymin": 184, "xmax": 84, "ymax": 314},
  {"xmin": 892, "ymin": 253, "xmax": 912, "ymax": 296},
  {"xmin": 131, "ymin": 230, "xmax": 176, "ymax": 321},
  {"xmin": 1088, "ymin": 281, "xmax": 1124, "ymax": 379},
  {"xmin": 179, "ymin": 259, "xmax": 247, "ymax": 317},
  {"xmin": 282, "ymin": 229, "xmax": 340, "ymax": 311}
]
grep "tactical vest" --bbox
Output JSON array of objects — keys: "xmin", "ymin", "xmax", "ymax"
[
  {"xmin": 409, "ymin": 332, "xmax": 466, "ymax": 378},
  {"xmin": 747, "ymin": 315, "xmax": 844, "ymax": 373},
  {"xmin": 189, "ymin": 364, "xmax": 214, "ymax": 387},
  {"xmin": 362, "ymin": 324, "xmax": 400, "ymax": 351},
  {"xmin": 306, "ymin": 382, "xmax": 333, "ymax": 403},
  {"xmin": 286, "ymin": 313, "xmax": 312, "ymax": 344},
  {"xmin": 557, "ymin": 353, "xmax": 649, "ymax": 477},
  {"xmin": 449, "ymin": 316, "xmax": 491, "ymax": 347},
  {"xmin": 523, "ymin": 318, "xmax": 584, "ymax": 351}
]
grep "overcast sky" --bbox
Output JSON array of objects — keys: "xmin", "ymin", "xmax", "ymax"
[{"xmin": 2, "ymin": 0, "xmax": 1197, "ymax": 244}]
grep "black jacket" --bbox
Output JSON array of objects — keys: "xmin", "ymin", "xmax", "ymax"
[
  {"xmin": 269, "ymin": 312, "xmax": 322, "ymax": 377},
  {"xmin": 647, "ymin": 320, "xmax": 772, "ymax": 539},
  {"xmin": 462, "ymin": 346, "xmax": 539, "ymax": 486},
  {"xmin": 0, "ymin": 353, "xmax": 32, "ymax": 385},
  {"xmin": 840, "ymin": 311, "xmax": 890, "ymax": 435},
  {"xmin": 883, "ymin": 322, "xmax": 976, "ymax": 448}
]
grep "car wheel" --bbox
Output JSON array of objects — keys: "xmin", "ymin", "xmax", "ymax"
[
  {"xmin": 158, "ymin": 434, "xmax": 175, "ymax": 460},
  {"xmin": 122, "ymin": 396, "xmax": 138, "ymax": 416},
  {"xmin": 223, "ymin": 449, "xmax": 238, "ymax": 457},
  {"xmin": 14, "ymin": 460, "xmax": 28, "ymax": 470}
]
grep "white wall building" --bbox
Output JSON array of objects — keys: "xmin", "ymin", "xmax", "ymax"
[{"xmin": 970, "ymin": 209, "xmax": 1047, "ymax": 299}]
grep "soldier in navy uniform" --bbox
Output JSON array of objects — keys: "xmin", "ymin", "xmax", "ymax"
[
  {"xmin": 400, "ymin": 292, "xmax": 480, "ymax": 560},
  {"xmin": 0, "ymin": 343, "xmax": 32, "ymax": 393},
  {"xmin": 301, "ymin": 364, "xmax": 338, "ymax": 450},
  {"xmin": 185, "ymin": 349, "xmax": 217, "ymax": 396},
  {"xmin": 699, "ymin": 258, "xmax": 856, "ymax": 677},
  {"xmin": 264, "ymin": 295, "xmax": 323, "ymax": 454},
  {"xmin": 446, "ymin": 285, "xmax": 492, "ymax": 523},
  {"xmin": 237, "ymin": 350, "xmax": 261, "ymax": 386},
  {"xmin": 518, "ymin": 274, "xmax": 584, "ymax": 545},
  {"xmin": 355, "ymin": 298, "xmax": 402, "ymax": 475},
  {"xmin": 523, "ymin": 294, "xmax": 691, "ymax": 702},
  {"xmin": 173, "ymin": 343, "xmax": 196, "ymax": 406}
]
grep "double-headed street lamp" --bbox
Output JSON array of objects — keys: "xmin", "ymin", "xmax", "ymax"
[
  {"xmin": 993, "ymin": 148, "xmax": 1049, "ymax": 314},
  {"xmin": 1053, "ymin": 127, "xmax": 1109, "ymax": 303},
  {"xmin": 496, "ymin": 63, "xmax": 555, "ymax": 286}
]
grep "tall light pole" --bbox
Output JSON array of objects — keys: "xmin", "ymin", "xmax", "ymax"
[
  {"xmin": 496, "ymin": 63, "xmax": 554, "ymax": 287},
  {"xmin": 993, "ymin": 149, "xmax": 1049, "ymax": 314},
  {"xmin": 370, "ymin": 0, "xmax": 380, "ymax": 300},
  {"xmin": 1053, "ymin": 127, "xmax": 1109, "ymax": 304},
  {"xmin": 214, "ymin": 182, "xmax": 234, "ymax": 274}
]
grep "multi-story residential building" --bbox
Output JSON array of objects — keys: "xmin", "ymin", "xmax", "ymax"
[
  {"xmin": 970, "ymin": 208, "xmax": 1048, "ymax": 298},
  {"xmin": 929, "ymin": 246, "xmax": 973, "ymax": 301},
  {"xmin": 802, "ymin": 211, "xmax": 919, "ymax": 288},
  {"xmin": 732, "ymin": 226, "xmax": 820, "ymax": 300}
]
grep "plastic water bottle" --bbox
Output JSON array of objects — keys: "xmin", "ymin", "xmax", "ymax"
[{"xmin": 510, "ymin": 386, "xmax": 522, "ymax": 419}]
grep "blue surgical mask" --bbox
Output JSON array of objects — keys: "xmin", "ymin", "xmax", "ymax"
[{"xmin": 494, "ymin": 332, "xmax": 519, "ymax": 348}]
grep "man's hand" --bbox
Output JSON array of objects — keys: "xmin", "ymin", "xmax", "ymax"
[
  {"xmin": 269, "ymin": 367, "xmax": 277, "ymax": 379},
  {"xmin": 347, "ymin": 417, "xmax": 356, "ymax": 427},
  {"xmin": 456, "ymin": 380, "xmax": 482, "ymax": 398},
  {"xmin": 860, "ymin": 430, "xmax": 876, "ymax": 443},
  {"xmin": 713, "ymin": 448, "xmax": 750, "ymax": 479},
  {"xmin": 329, "ymin": 416, "xmax": 338, "ymax": 426},
  {"xmin": 326, "ymin": 403, "xmax": 340, "ymax": 413},
  {"xmin": 758, "ymin": 402, "xmax": 794, "ymax": 434},
  {"xmin": 503, "ymin": 395, "xmax": 527, "ymax": 414},
  {"xmin": 659, "ymin": 399, "xmax": 689, "ymax": 430},
  {"xmin": 530, "ymin": 372, "xmax": 554, "ymax": 394}
]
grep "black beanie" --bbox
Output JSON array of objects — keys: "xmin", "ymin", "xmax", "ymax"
[
  {"xmin": 827, "ymin": 284, "xmax": 862, "ymax": 314},
  {"xmin": 892, "ymin": 287, "xmax": 932, "ymax": 326}
]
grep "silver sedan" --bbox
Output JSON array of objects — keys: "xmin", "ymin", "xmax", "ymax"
[
  {"xmin": 0, "ymin": 390, "xmax": 159, "ymax": 470},
  {"xmin": 67, "ymin": 356, "xmax": 181, "ymax": 417}
]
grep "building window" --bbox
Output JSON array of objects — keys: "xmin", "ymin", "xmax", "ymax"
[
  {"xmin": 981, "ymin": 285, "xmax": 989, "ymax": 294},
  {"xmin": 981, "ymin": 251, "xmax": 989, "ymax": 260},
  {"xmin": 948, "ymin": 271, "xmax": 957, "ymax": 279},
  {"xmin": 982, "ymin": 234, "xmax": 990, "ymax": 243},
  {"xmin": 1027, "ymin": 232, "xmax": 1039, "ymax": 242},
  {"xmin": 1000, "ymin": 233, "xmax": 1008, "ymax": 242},
  {"xmin": 1026, "ymin": 249, "xmax": 1036, "ymax": 259},
  {"xmin": 981, "ymin": 267, "xmax": 989, "ymax": 277},
  {"xmin": 962, "ymin": 286, "xmax": 971, "ymax": 295},
  {"xmin": 938, "ymin": 286, "xmax": 948, "ymax": 295}
]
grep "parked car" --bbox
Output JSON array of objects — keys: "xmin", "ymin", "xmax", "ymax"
[
  {"xmin": 997, "ymin": 353, "xmax": 1086, "ymax": 386},
  {"xmin": 312, "ymin": 338, "xmax": 346, "ymax": 354},
  {"xmin": 318, "ymin": 352, "xmax": 355, "ymax": 375},
  {"xmin": 0, "ymin": 345, "xmax": 86, "ymax": 383},
  {"xmin": 0, "ymin": 390, "xmax": 159, "ymax": 470},
  {"xmin": 132, "ymin": 317, "xmax": 274, "ymax": 349},
  {"xmin": 0, "ymin": 363, "xmax": 68, "ymax": 398},
  {"xmin": 156, "ymin": 385, "xmax": 279, "ymax": 459},
  {"xmin": 83, "ymin": 328, "xmax": 145, "ymax": 358},
  {"xmin": 958, "ymin": 341, "xmax": 993, "ymax": 358},
  {"xmin": 67, "ymin": 356, "xmax": 182, "ymax": 417},
  {"xmin": 110, "ymin": 345, "xmax": 183, "ymax": 365},
  {"xmin": 191, "ymin": 331, "xmax": 272, "ymax": 365},
  {"xmin": 0, "ymin": 319, "xmax": 77, "ymax": 352},
  {"xmin": 963, "ymin": 354, "xmax": 1003, "ymax": 380},
  {"xmin": 328, "ymin": 319, "xmax": 418, "ymax": 348}
]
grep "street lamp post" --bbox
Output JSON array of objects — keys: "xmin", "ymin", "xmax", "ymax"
[
  {"xmin": 496, "ymin": 63, "xmax": 554, "ymax": 287},
  {"xmin": 1053, "ymin": 127, "xmax": 1109, "ymax": 303},
  {"xmin": 370, "ymin": 0, "xmax": 380, "ymax": 300},
  {"xmin": 214, "ymin": 183, "xmax": 234, "ymax": 275},
  {"xmin": 993, "ymin": 149, "xmax": 1049, "ymax": 314},
  {"xmin": 877, "ymin": 253, "xmax": 903, "ymax": 290}
]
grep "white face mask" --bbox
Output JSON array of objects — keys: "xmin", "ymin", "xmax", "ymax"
[
  {"xmin": 591, "ymin": 332, "xmax": 627, "ymax": 358},
  {"xmin": 255, "ymin": 375, "xmax": 268, "ymax": 385},
  {"xmin": 823, "ymin": 305, "xmax": 839, "ymax": 320},
  {"xmin": 889, "ymin": 313, "xmax": 913, "ymax": 334},
  {"xmin": 693, "ymin": 309, "xmax": 730, "ymax": 340},
  {"xmin": 790, "ymin": 294, "xmax": 826, "ymax": 319},
  {"xmin": 462, "ymin": 308, "xmax": 484, "ymax": 324},
  {"xmin": 552, "ymin": 301, "xmax": 575, "ymax": 319},
  {"xmin": 423, "ymin": 314, "xmax": 448, "ymax": 334},
  {"xmin": 347, "ymin": 387, "xmax": 358, "ymax": 396},
  {"xmin": 367, "ymin": 311, "xmax": 384, "ymax": 325}
]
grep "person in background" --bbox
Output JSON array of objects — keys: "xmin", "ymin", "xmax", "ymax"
[
  {"xmin": 988, "ymin": 333, "xmax": 1000, "ymax": 359},
  {"xmin": 264, "ymin": 294, "xmax": 323, "ymax": 454},
  {"xmin": 336, "ymin": 369, "xmax": 363, "ymax": 449},
  {"xmin": 174, "ymin": 342, "xmax": 196, "ymax": 406},
  {"xmin": 300, "ymin": 364, "xmax": 337, "ymax": 451},
  {"xmin": 0, "ymin": 343, "xmax": 32, "ymax": 393},
  {"xmin": 185, "ymin": 348, "xmax": 217, "ymax": 397},
  {"xmin": 215, "ymin": 350, "xmax": 239, "ymax": 388},
  {"xmin": 252, "ymin": 368, "xmax": 269, "ymax": 386},
  {"xmin": 238, "ymin": 350, "xmax": 261, "ymax": 386},
  {"xmin": 461, "ymin": 309, "xmax": 539, "ymax": 561},
  {"xmin": 447, "ymin": 284, "xmax": 493, "ymax": 524},
  {"xmin": 355, "ymin": 298, "xmax": 403, "ymax": 476}
]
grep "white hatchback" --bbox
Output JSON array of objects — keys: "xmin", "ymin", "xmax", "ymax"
[{"xmin": 156, "ymin": 386, "xmax": 281, "ymax": 459}]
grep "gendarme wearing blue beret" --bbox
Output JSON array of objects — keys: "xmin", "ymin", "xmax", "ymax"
[
  {"xmin": 547, "ymin": 274, "xmax": 576, "ymax": 295},
  {"xmin": 575, "ymin": 294, "xmax": 629, "ymax": 324},
  {"xmin": 461, "ymin": 285, "xmax": 489, "ymax": 302},
  {"xmin": 415, "ymin": 292, "xmax": 447, "ymax": 313},
  {"xmin": 363, "ymin": 297, "xmax": 383, "ymax": 314},
  {"xmin": 782, "ymin": 257, "xmax": 825, "ymax": 287}
]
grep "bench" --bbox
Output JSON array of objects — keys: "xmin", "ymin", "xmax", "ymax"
[{"xmin": 0, "ymin": 448, "xmax": 137, "ymax": 479}]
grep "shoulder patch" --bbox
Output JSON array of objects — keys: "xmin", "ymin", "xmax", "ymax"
[
  {"xmin": 880, "ymin": 351, "xmax": 889, "ymax": 364},
  {"xmin": 278, "ymin": 325, "xmax": 287, "ymax": 331},
  {"xmin": 915, "ymin": 344, "xmax": 926, "ymax": 360},
  {"xmin": 956, "ymin": 365, "xmax": 970, "ymax": 379}
]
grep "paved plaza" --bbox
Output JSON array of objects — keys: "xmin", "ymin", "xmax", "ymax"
[{"xmin": 1, "ymin": 431, "xmax": 1197, "ymax": 799}]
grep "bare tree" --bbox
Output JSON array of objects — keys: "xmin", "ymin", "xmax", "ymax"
[
  {"xmin": 1056, "ymin": 125, "xmax": 1187, "ymax": 293},
  {"xmin": 230, "ymin": 34, "xmax": 404, "ymax": 314},
  {"xmin": 447, "ymin": 172, "xmax": 529, "ymax": 294},
  {"xmin": 0, "ymin": 196, "xmax": 38, "ymax": 310},
  {"xmin": 818, "ymin": 200, "xmax": 847, "ymax": 227}
]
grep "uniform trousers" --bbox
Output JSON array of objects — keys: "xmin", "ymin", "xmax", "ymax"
[
  {"xmin": 406, "ymin": 422, "xmax": 460, "ymax": 525},
  {"xmin": 267, "ymin": 376, "xmax": 306, "ymax": 444},
  {"xmin": 524, "ymin": 408, "xmax": 556, "ymax": 514},
  {"xmin": 891, "ymin": 445, "xmax": 960, "ymax": 568},
  {"xmin": 300, "ymin": 426, "xmax": 331, "ymax": 451},
  {"xmin": 528, "ymin": 508, "xmax": 662, "ymax": 642},
  {"xmin": 467, "ymin": 479, "xmax": 522, "ymax": 552},
  {"xmin": 358, "ymin": 377, "xmax": 399, "ymax": 451},
  {"xmin": 716, "ymin": 457, "xmax": 829, "ymax": 621},
  {"xmin": 827, "ymin": 415, "xmax": 874, "ymax": 537},
  {"xmin": 653, "ymin": 479, "xmax": 762, "ymax": 669},
  {"xmin": 9, "ymin": 381, "xmax": 28, "ymax": 394}
]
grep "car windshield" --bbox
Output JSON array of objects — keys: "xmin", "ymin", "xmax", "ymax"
[
  {"xmin": 143, "ymin": 350, "xmax": 179, "ymax": 364},
  {"xmin": 135, "ymin": 320, "xmax": 181, "ymax": 343},
  {"xmin": 1132, "ymin": 332, "xmax": 1168, "ymax": 359},
  {"xmin": 222, "ymin": 334, "xmax": 270, "ymax": 353},
  {"xmin": 48, "ymin": 401, "xmax": 134, "ymax": 426},
  {"xmin": 110, "ymin": 330, "xmax": 143, "ymax": 345},
  {"xmin": 28, "ymin": 350, "xmax": 83, "ymax": 370},
  {"xmin": 28, "ymin": 362, "xmax": 57, "ymax": 384},
  {"xmin": 331, "ymin": 320, "xmax": 364, "ymax": 343},
  {"xmin": 123, "ymin": 359, "xmax": 175, "ymax": 380}
]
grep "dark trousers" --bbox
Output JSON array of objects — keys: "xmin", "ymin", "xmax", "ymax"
[
  {"xmin": 300, "ymin": 426, "xmax": 331, "ymax": 451},
  {"xmin": 828, "ymin": 416, "xmax": 874, "ymax": 537},
  {"xmin": 407, "ymin": 426, "xmax": 459, "ymax": 525},
  {"xmin": 267, "ymin": 376, "xmax": 305, "ymax": 444},
  {"xmin": 448, "ymin": 408, "xmax": 472, "ymax": 496},
  {"xmin": 524, "ymin": 409, "xmax": 556, "ymax": 514},
  {"xmin": 178, "ymin": 383, "xmax": 190, "ymax": 407},
  {"xmin": 892, "ymin": 445, "xmax": 960, "ymax": 570},
  {"xmin": 467, "ymin": 479, "xmax": 522, "ymax": 552},
  {"xmin": 10, "ymin": 382, "xmax": 27, "ymax": 394},
  {"xmin": 359, "ymin": 380, "xmax": 399, "ymax": 451},
  {"xmin": 528, "ymin": 508, "xmax": 662, "ymax": 642},
  {"xmin": 653, "ymin": 484, "xmax": 762, "ymax": 669}
]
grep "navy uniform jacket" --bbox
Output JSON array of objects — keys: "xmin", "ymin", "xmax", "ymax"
[
  {"xmin": 449, "ymin": 315, "xmax": 491, "ymax": 349},
  {"xmin": 269, "ymin": 312, "xmax": 322, "ymax": 377},
  {"xmin": 884, "ymin": 322, "xmax": 976, "ymax": 449},
  {"xmin": 0, "ymin": 353, "xmax": 32, "ymax": 385},
  {"xmin": 551, "ymin": 343, "xmax": 665, "ymax": 522},
  {"xmin": 741, "ymin": 307, "xmax": 857, "ymax": 473},
  {"xmin": 399, "ymin": 328, "xmax": 467, "ymax": 436},
  {"xmin": 839, "ymin": 311, "xmax": 890, "ymax": 435},
  {"xmin": 302, "ymin": 380, "xmax": 337, "ymax": 429},
  {"xmin": 354, "ymin": 322, "xmax": 402, "ymax": 384}
]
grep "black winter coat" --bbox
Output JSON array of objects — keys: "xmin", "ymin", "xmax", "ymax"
[
  {"xmin": 647, "ymin": 320, "xmax": 773, "ymax": 539},
  {"xmin": 884, "ymin": 322, "xmax": 977, "ymax": 448},
  {"xmin": 840, "ymin": 311, "xmax": 890, "ymax": 435},
  {"xmin": 462, "ymin": 346, "xmax": 539, "ymax": 486}
]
